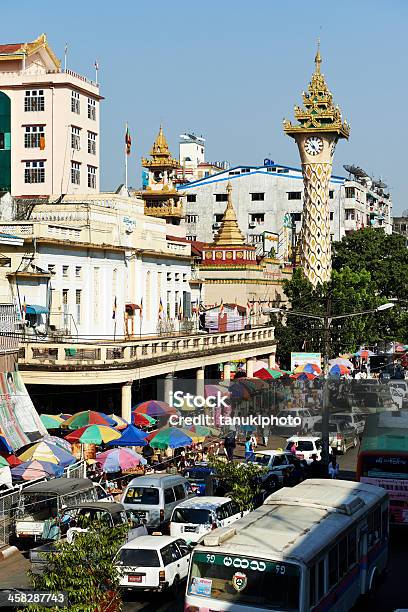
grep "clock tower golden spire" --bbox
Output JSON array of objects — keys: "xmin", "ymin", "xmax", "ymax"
[{"xmin": 283, "ymin": 43, "xmax": 350, "ymax": 286}]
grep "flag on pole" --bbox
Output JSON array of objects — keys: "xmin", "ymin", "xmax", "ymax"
[
  {"xmin": 112, "ymin": 296, "xmax": 117, "ymax": 319},
  {"xmin": 178, "ymin": 298, "xmax": 183, "ymax": 321},
  {"xmin": 158, "ymin": 298, "xmax": 164, "ymax": 320},
  {"xmin": 94, "ymin": 59, "xmax": 99, "ymax": 71},
  {"xmin": 219, "ymin": 299, "xmax": 225, "ymax": 315},
  {"xmin": 139, "ymin": 297, "xmax": 143, "ymax": 318},
  {"xmin": 39, "ymin": 133, "xmax": 45, "ymax": 150},
  {"xmin": 22, "ymin": 295, "xmax": 27, "ymax": 320},
  {"xmin": 125, "ymin": 124, "xmax": 131, "ymax": 156}
]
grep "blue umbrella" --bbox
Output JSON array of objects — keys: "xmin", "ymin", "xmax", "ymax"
[
  {"xmin": 11, "ymin": 459, "xmax": 64, "ymax": 481},
  {"xmin": 0, "ymin": 435, "xmax": 13, "ymax": 453},
  {"xmin": 107, "ymin": 424, "xmax": 148, "ymax": 447}
]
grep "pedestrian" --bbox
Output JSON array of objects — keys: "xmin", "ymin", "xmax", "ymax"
[
  {"xmin": 245, "ymin": 436, "xmax": 255, "ymax": 462},
  {"xmin": 309, "ymin": 454, "xmax": 320, "ymax": 478},
  {"xmin": 224, "ymin": 432, "xmax": 236, "ymax": 461},
  {"xmin": 262, "ymin": 427, "xmax": 269, "ymax": 447},
  {"xmin": 328, "ymin": 456, "xmax": 339, "ymax": 479},
  {"xmin": 290, "ymin": 441, "xmax": 297, "ymax": 455},
  {"xmin": 249, "ymin": 432, "xmax": 258, "ymax": 449}
]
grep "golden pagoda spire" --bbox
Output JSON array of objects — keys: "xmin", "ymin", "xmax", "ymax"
[
  {"xmin": 213, "ymin": 182, "xmax": 245, "ymax": 246},
  {"xmin": 142, "ymin": 125, "xmax": 179, "ymax": 170},
  {"xmin": 314, "ymin": 38, "xmax": 321, "ymax": 74}
]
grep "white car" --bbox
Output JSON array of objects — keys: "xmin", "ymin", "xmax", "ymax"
[
  {"xmin": 331, "ymin": 412, "xmax": 365, "ymax": 435},
  {"xmin": 116, "ymin": 535, "xmax": 192, "ymax": 592},
  {"xmin": 285, "ymin": 436, "xmax": 322, "ymax": 462},
  {"xmin": 275, "ymin": 408, "xmax": 320, "ymax": 434},
  {"xmin": 170, "ymin": 497, "xmax": 243, "ymax": 544}
]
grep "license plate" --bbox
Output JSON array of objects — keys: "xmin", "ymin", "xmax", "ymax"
[
  {"xmin": 128, "ymin": 575, "xmax": 143, "ymax": 583},
  {"xmin": 184, "ymin": 525, "xmax": 197, "ymax": 532}
]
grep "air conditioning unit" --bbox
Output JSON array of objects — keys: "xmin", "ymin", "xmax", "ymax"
[{"xmin": 213, "ymin": 222, "xmax": 221, "ymax": 229}]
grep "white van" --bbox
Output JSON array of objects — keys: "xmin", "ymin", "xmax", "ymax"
[
  {"xmin": 285, "ymin": 436, "xmax": 322, "ymax": 462},
  {"xmin": 121, "ymin": 474, "xmax": 193, "ymax": 529},
  {"xmin": 170, "ymin": 497, "xmax": 242, "ymax": 544},
  {"xmin": 116, "ymin": 534, "xmax": 192, "ymax": 592}
]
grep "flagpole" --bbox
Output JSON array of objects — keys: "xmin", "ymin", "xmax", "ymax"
[
  {"xmin": 125, "ymin": 123, "xmax": 128, "ymax": 191},
  {"xmin": 64, "ymin": 43, "xmax": 67, "ymax": 72},
  {"xmin": 95, "ymin": 59, "xmax": 99, "ymax": 84}
]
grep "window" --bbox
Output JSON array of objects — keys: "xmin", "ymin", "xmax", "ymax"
[
  {"xmin": 24, "ymin": 126, "xmax": 44, "ymax": 148},
  {"xmin": 48, "ymin": 264, "xmax": 55, "ymax": 274},
  {"xmin": 241, "ymin": 168, "xmax": 250, "ymax": 173},
  {"xmin": 176, "ymin": 539, "xmax": 190, "ymax": 557},
  {"xmin": 329, "ymin": 212, "xmax": 334, "ymax": 221},
  {"xmin": 71, "ymin": 126, "xmax": 81, "ymax": 150},
  {"xmin": 62, "ymin": 265, "xmax": 69, "ymax": 278},
  {"xmin": 250, "ymin": 213, "xmax": 264, "ymax": 224},
  {"xmin": 88, "ymin": 131, "xmax": 96, "ymax": 155},
  {"xmin": 173, "ymin": 484, "xmax": 185, "ymax": 501},
  {"xmin": 71, "ymin": 91, "xmax": 80, "ymax": 114},
  {"xmin": 317, "ymin": 559, "xmax": 325, "ymax": 600},
  {"xmin": 309, "ymin": 564, "xmax": 316, "ymax": 607},
  {"xmin": 251, "ymin": 192, "xmax": 264, "ymax": 201},
  {"xmin": 167, "ymin": 291, "xmax": 171, "ymax": 318},
  {"xmin": 24, "ymin": 161, "xmax": 45, "ymax": 183},
  {"xmin": 329, "ymin": 190, "xmax": 334, "ymax": 199},
  {"xmin": 248, "ymin": 234, "xmax": 263, "ymax": 244},
  {"xmin": 164, "ymin": 488, "xmax": 175, "ymax": 504},
  {"xmin": 348, "ymin": 530, "xmax": 357, "ymax": 566},
  {"xmin": 175, "ymin": 273, "xmax": 180, "ymax": 282},
  {"xmin": 186, "ymin": 214, "xmax": 198, "ymax": 223},
  {"xmin": 175, "ymin": 291, "xmax": 179, "ymax": 318},
  {"xmin": 215, "ymin": 194, "xmax": 228, "ymax": 202},
  {"xmin": 292, "ymin": 212, "xmax": 302, "ymax": 222},
  {"xmin": 287, "ymin": 192, "xmax": 302, "ymax": 200},
  {"xmin": 75, "ymin": 266, "xmax": 82, "ymax": 278},
  {"xmin": 345, "ymin": 209, "xmax": 355, "ymax": 221},
  {"xmin": 0, "ymin": 133, "xmax": 4, "ymax": 149},
  {"xmin": 167, "ymin": 272, "xmax": 172, "ymax": 282},
  {"xmin": 88, "ymin": 98, "xmax": 96, "ymax": 120},
  {"xmin": 328, "ymin": 546, "xmax": 338, "ymax": 588},
  {"xmin": 345, "ymin": 186, "xmax": 355, "ymax": 199},
  {"xmin": 381, "ymin": 507, "xmax": 388, "ymax": 539},
  {"xmin": 187, "ymin": 194, "xmax": 196, "ymax": 203},
  {"xmin": 182, "ymin": 273, "xmax": 187, "ymax": 282},
  {"xmin": 338, "ymin": 537, "xmax": 348, "ymax": 578},
  {"xmin": 214, "ymin": 213, "xmax": 224, "ymax": 223},
  {"xmin": 75, "ymin": 289, "xmax": 81, "ymax": 324},
  {"xmin": 62, "ymin": 289, "xmax": 68, "ymax": 305},
  {"xmin": 71, "ymin": 161, "xmax": 80, "ymax": 185},
  {"xmin": 87, "ymin": 165, "xmax": 96, "ymax": 188},
  {"xmin": 24, "ymin": 90, "xmax": 44, "ymax": 112}
]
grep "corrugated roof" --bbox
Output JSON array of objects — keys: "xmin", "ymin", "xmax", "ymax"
[{"xmin": 0, "ymin": 43, "xmax": 23, "ymax": 54}]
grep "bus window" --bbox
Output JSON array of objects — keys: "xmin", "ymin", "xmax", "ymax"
[
  {"xmin": 368, "ymin": 508, "xmax": 381, "ymax": 548},
  {"xmin": 381, "ymin": 507, "xmax": 388, "ymax": 539},
  {"xmin": 309, "ymin": 564, "xmax": 316, "ymax": 607},
  {"xmin": 338, "ymin": 537, "xmax": 347, "ymax": 577},
  {"xmin": 317, "ymin": 559, "xmax": 325, "ymax": 600},
  {"xmin": 328, "ymin": 546, "xmax": 338, "ymax": 588},
  {"xmin": 348, "ymin": 530, "xmax": 357, "ymax": 566}
]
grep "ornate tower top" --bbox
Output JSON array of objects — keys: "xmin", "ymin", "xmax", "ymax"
[
  {"xmin": 213, "ymin": 182, "xmax": 245, "ymax": 247},
  {"xmin": 283, "ymin": 42, "xmax": 350, "ymax": 139},
  {"xmin": 142, "ymin": 125, "xmax": 179, "ymax": 170}
]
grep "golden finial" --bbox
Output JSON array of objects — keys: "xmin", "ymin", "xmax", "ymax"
[
  {"xmin": 212, "ymin": 182, "xmax": 245, "ymax": 246},
  {"xmin": 314, "ymin": 38, "xmax": 321, "ymax": 74}
]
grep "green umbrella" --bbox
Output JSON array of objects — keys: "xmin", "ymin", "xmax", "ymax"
[
  {"xmin": 40, "ymin": 414, "xmax": 64, "ymax": 429},
  {"xmin": 148, "ymin": 427, "xmax": 193, "ymax": 449},
  {"xmin": 0, "ymin": 456, "xmax": 9, "ymax": 468}
]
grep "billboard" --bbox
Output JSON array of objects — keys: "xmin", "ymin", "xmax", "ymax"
[
  {"xmin": 291, "ymin": 352, "xmax": 322, "ymax": 371},
  {"xmin": 0, "ymin": 369, "xmax": 47, "ymax": 451}
]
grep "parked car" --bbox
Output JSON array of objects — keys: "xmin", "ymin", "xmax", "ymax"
[
  {"xmin": 251, "ymin": 450, "xmax": 304, "ymax": 491},
  {"xmin": 311, "ymin": 419, "xmax": 359, "ymax": 454},
  {"xmin": 285, "ymin": 436, "xmax": 322, "ymax": 462},
  {"xmin": 275, "ymin": 408, "xmax": 320, "ymax": 436},
  {"xmin": 14, "ymin": 478, "xmax": 106, "ymax": 543},
  {"xmin": 116, "ymin": 535, "xmax": 192, "ymax": 592},
  {"xmin": 29, "ymin": 501, "xmax": 148, "ymax": 574},
  {"xmin": 170, "ymin": 497, "xmax": 243, "ymax": 544},
  {"xmin": 182, "ymin": 464, "xmax": 219, "ymax": 496},
  {"xmin": 331, "ymin": 412, "xmax": 365, "ymax": 435},
  {"xmin": 121, "ymin": 474, "xmax": 194, "ymax": 530}
]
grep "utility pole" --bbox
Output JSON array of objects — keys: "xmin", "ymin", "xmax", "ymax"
[{"xmin": 321, "ymin": 292, "xmax": 332, "ymax": 468}]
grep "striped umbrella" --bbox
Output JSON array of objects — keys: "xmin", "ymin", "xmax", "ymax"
[
  {"xmin": 254, "ymin": 367, "xmax": 285, "ymax": 380},
  {"xmin": 147, "ymin": 427, "xmax": 194, "ymax": 449},
  {"xmin": 132, "ymin": 412, "xmax": 157, "ymax": 427},
  {"xmin": 11, "ymin": 459, "xmax": 64, "ymax": 481},
  {"xmin": 42, "ymin": 435, "xmax": 72, "ymax": 453},
  {"xmin": 17, "ymin": 441, "xmax": 76, "ymax": 467},
  {"xmin": 96, "ymin": 448, "xmax": 146, "ymax": 473},
  {"xmin": 294, "ymin": 363, "xmax": 322, "ymax": 375},
  {"xmin": 62, "ymin": 411, "xmax": 117, "ymax": 430},
  {"xmin": 290, "ymin": 372, "xmax": 317, "ymax": 381},
  {"xmin": 65, "ymin": 424, "xmax": 121, "ymax": 445},
  {"xmin": 133, "ymin": 401, "xmax": 177, "ymax": 418},
  {"xmin": 40, "ymin": 414, "xmax": 64, "ymax": 429},
  {"xmin": 109, "ymin": 414, "xmax": 129, "ymax": 430},
  {"xmin": 329, "ymin": 364, "xmax": 350, "ymax": 377}
]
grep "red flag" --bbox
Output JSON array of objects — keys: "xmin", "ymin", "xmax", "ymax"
[{"xmin": 125, "ymin": 125, "xmax": 131, "ymax": 155}]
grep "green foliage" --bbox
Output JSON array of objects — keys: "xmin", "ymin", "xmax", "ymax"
[
  {"xmin": 209, "ymin": 458, "xmax": 267, "ymax": 511},
  {"xmin": 22, "ymin": 523, "xmax": 128, "ymax": 612}
]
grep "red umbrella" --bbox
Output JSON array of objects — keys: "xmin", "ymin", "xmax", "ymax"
[
  {"xmin": 133, "ymin": 401, "xmax": 177, "ymax": 417},
  {"xmin": 0, "ymin": 454, "xmax": 22, "ymax": 467},
  {"xmin": 290, "ymin": 372, "xmax": 317, "ymax": 381}
]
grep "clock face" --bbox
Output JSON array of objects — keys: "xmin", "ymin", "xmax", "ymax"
[{"xmin": 305, "ymin": 136, "xmax": 323, "ymax": 156}]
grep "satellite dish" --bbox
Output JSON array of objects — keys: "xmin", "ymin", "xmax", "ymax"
[
  {"xmin": 343, "ymin": 164, "xmax": 368, "ymax": 178},
  {"xmin": 402, "ymin": 209, "xmax": 408, "ymax": 218},
  {"xmin": 187, "ymin": 133, "xmax": 197, "ymax": 141},
  {"xmin": 372, "ymin": 179, "xmax": 387, "ymax": 189}
]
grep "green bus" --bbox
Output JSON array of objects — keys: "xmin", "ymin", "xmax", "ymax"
[{"xmin": 357, "ymin": 411, "xmax": 408, "ymax": 526}]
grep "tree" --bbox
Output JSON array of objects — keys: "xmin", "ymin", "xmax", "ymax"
[
  {"xmin": 22, "ymin": 523, "xmax": 128, "ymax": 612},
  {"xmin": 209, "ymin": 458, "xmax": 267, "ymax": 511}
]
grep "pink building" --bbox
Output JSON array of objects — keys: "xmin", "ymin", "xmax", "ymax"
[{"xmin": 0, "ymin": 34, "xmax": 101, "ymax": 197}]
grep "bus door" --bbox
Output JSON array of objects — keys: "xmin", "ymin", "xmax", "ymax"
[{"xmin": 358, "ymin": 528, "xmax": 368, "ymax": 594}]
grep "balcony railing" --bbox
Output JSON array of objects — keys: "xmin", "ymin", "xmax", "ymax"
[{"xmin": 18, "ymin": 327, "xmax": 275, "ymax": 369}]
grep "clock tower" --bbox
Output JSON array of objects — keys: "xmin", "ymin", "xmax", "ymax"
[{"xmin": 284, "ymin": 43, "xmax": 350, "ymax": 286}]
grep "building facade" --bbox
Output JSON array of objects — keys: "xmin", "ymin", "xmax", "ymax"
[
  {"xmin": 0, "ymin": 34, "xmax": 101, "ymax": 197},
  {"xmin": 393, "ymin": 214, "xmax": 408, "ymax": 237},
  {"xmin": 177, "ymin": 132, "xmax": 228, "ymax": 183}
]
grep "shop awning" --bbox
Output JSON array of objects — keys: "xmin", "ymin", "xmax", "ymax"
[{"xmin": 26, "ymin": 304, "xmax": 49, "ymax": 315}]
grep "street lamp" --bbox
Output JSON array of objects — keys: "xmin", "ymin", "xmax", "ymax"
[{"xmin": 265, "ymin": 302, "xmax": 395, "ymax": 467}]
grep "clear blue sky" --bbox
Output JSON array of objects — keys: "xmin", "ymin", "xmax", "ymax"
[{"xmin": 4, "ymin": 0, "xmax": 407, "ymax": 212}]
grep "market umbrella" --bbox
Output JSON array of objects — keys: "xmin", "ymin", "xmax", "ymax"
[
  {"xmin": 0, "ymin": 456, "xmax": 9, "ymax": 468},
  {"xmin": 107, "ymin": 424, "xmax": 148, "ymax": 447},
  {"xmin": 133, "ymin": 400, "xmax": 177, "ymax": 418},
  {"xmin": 62, "ymin": 411, "xmax": 117, "ymax": 430},
  {"xmin": 133, "ymin": 412, "xmax": 157, "ymax": 427},
  {"xmin": 109, "ymin": 414, "xmax": 129, "ymax": 430},
  {"xmin": 354, "ymin": 349, "xmax": 375, "ymax": 359},
  {"xmin": 65, "ymin": 425, "xmax": 121, "ymax": 445},
  {"xmin": 204, "ymin": 384, "xmax": 229, "ymax": 399},
  {"xmin": 96, "ymin": 448, "xmax": 146, "ymax": 473},
  {"xmin": 17, "ymin": 441, "xmax": 76, "ymax": 468},
  {"xmin": 58, "ymin": 413, "xmax": 72, "ymax": 420},
  {"xmin": 185, "ymin": 424, "xmax": 220, "ymax": 439},
  {"xmin": 254, "ymin": 367, "xmax": 284, "ymax": 380},
  {"xmin": 148, "ymin": 427, "xmax": 194, "ymax": 449},
  {"xmin": 40, "ymin": 414, "xmax": 64, "ymax": 429},
  {"xmin": 1, "ymin": 454, "xmax": 22, "ymax": 467},
  {"xmin": 290, "ymin": 372, "xmax": 317, "ymax": 381},
  {"xmin": 294, "ymin": 363, "xmax": 322, "ymax": 375},
  {"xmin": 42, "ymin": 435, "xmax": 72, "ymax": 453},
  {"xmin": 228, "ymin": 380, "xmax": 251, "ymax": 400},
  {"xmin": 329, "ymin": 357, "xmax": 354, "ymax": 369},
  {"xmin": 0, "ymin": 435, "xmax": 13, "ymax": 454},
  {"xmin": 329, "ymin": 364, "xmax": 350, "ymax": 377},
  {"xmin": 11, "ymin": 459, "xmax": 64, "ymax": 481}
]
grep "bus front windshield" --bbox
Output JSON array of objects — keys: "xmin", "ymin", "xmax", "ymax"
[{"xmin": 188, "ymin": 551, "xmax": 300, "ymax": 611}]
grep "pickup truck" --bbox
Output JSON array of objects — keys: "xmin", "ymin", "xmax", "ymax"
[
  {"xmin": 311, "ymin": 419, "xmax": 359, "ymax": 454},
  {"xmin": 30, "ymin": 501, "xmax": 148, "ymax": 574}
]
